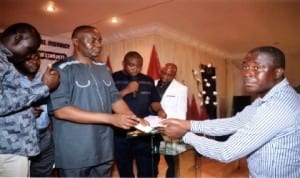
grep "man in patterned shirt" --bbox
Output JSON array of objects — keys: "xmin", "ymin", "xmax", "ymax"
[
  {"xmin": 160, "ymin": 46, "xmax": 300, "ymax": 178},
  {"xmin": 0, "ymin": 23, "xmax": 59, "ymax": 177}
]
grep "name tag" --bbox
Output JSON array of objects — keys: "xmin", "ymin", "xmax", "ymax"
[{"xmin": 166, "ymin": 95, "xmax": 175, "ymax": 97}]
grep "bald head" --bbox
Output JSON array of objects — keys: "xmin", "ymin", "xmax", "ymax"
[
  {"xmin": 0, "ymin": 23, "xmax": 41, "ymax": 63},
  {"xmin": 248, "ymin": 46, "xmax": 285, "ymax": 69},
  {"xmin": 163, "ymin": 63, "xmax": 177, "ymax": 74},
  {"xmin": 71, "ymin": 25, "xmax": 99, "ymax": 39},
  {"xmin": 160, "ymin": 63, "xmax": 177, "ymax": 84}
]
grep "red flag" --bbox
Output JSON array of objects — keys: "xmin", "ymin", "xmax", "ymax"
[
  {"xmin": 106, "ymin": 56, "xmax": 113, "ymax": 72},
  {"xmin": 190, "ymin": 94, "xmax": 201, "ymax": 120},
  {"xmin": 199, "ymin": 105, "xmax": 209, "ymax": 120},
  {"xmin": 186, "ymin": 96, "xmax": 192, "ymax": 120},
  {"xmin": 147, "ymin": 45, "xmax": 161, "ymax": 80}
]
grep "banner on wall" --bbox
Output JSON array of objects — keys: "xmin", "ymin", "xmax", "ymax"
[{"xmin": 38, "ymin": 35, "xmax": 73, "ymax": 72}]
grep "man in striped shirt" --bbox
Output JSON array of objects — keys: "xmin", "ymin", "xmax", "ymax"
[{"xmin": 160, "ymin": 46, "xmax": 300, "ymax": 178}]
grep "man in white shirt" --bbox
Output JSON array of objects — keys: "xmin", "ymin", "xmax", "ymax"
[{"xmin": 155, "ymin": 63, "xmax": 187, "ymax": 178}]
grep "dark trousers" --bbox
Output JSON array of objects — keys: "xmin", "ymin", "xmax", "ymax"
[
  {"xmin": 58, "ymin": 161, "xmax": 113, "ymax": 177},
  {"xmin": 30, "ymin": 129, "xmax": 54, "ymax": 177},
  {"xmin": 165, "ymin": 155, "xmax": 179, "ymax": 178},
  {"xmin": 114, "ymin": 134, "xmax": 160, "ymax": 178}
]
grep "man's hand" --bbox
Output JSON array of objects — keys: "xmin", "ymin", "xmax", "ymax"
[
  {"xmin": 111, "ymin": 114, "xmax": 141, "ymax": 129},
  {"xmin": 139, "ymin": 119, "xmax": 150, "ymax": 126},
  {"xmin": 158, "ymin": 119, "xmax": 190, "ymax": 139},
  {"xmin": 42, "ymin": 64, "xmax": 60, "ymax": 91},
  {"xmin": 33, "ymin": 106, "xmax": 43, "ymax": 118},
  {"xmin": 126, "ymin": 81, "xmax": 139, "ymax": 94},
  {"xmin": 157, "ymin": 109, "xmax": 167, "ymax": 118}
]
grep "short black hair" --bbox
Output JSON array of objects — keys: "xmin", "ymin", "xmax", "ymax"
[
  {"xmin": 0, "ymin": 22, "xmax": 41, "ymax": 50},
  {"xmin": 123, "ymin": 51, "xmax": 143, "ymax": 63},
  {"xmin": 249, "ymin": 46, "xmax": 285, "ymax": 69},
  {"xmin": 71, "ymin": 25, "xmax": 97, "ymax": 39}
]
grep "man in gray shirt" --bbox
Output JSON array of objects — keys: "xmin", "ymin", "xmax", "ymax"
[{"xmin": 48, "ymin": 25, "xmax": 142, "ymax": 177}]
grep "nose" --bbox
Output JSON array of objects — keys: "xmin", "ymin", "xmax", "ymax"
[
  {"xmin": 242, "ymin": 68, "xmax": 254, "ymax": 78},
  {"xmin": 95, "ymin": 40, "xmax": 102, "ymax": 48}
]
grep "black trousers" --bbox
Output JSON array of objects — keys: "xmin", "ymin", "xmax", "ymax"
[
  {"xmin": 58, "ymin": 161, "xmax": 113, "ymax": 177},
  {"xmin": 164, "ymin": 155, "xmax": 179, "ymax": 178},
  {"xmin": 114, "ymin": 134, "xmax": 160, "ymax": 178},
  {"xmin": 30, "ymin": 129, "xmax": 54, "ymax": 177}
]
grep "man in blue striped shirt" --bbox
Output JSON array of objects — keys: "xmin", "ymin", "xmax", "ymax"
[{"xmin": 160, "ymin": 46, "xmax": 300, "ymax": 178}]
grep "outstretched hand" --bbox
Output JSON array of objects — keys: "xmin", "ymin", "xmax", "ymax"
[
  {"xmin": 112, "ymin": 114, "xmax": 141, "ymax": 129},
  {"xmin": 42, "ymin": 64, "xmax": 60, "ymax": 91},
  {"xmin": 158, "ymin": 119, "xmax": 190, "ymax": 139}
]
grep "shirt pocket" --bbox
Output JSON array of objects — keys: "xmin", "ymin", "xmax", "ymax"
[
  {"xmin": 163, "ymin": 94, "xmax": 177, "ymax": 106},
  {"xmin": 75, "ymin": 79, "xmax": 91, "ymax": 88},
  {"xmin": 102, "ymin": 80, "xmax": 112, "ymax": 87}
]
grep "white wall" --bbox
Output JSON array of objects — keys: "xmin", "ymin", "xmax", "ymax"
[{"xmin": 101, "ymin": 34, "xmax": 228, "ymax": 118}]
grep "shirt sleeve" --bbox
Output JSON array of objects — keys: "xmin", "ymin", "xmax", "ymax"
[
  {"xmin": 183, "ymin": 98, "xmax": 296, "ymax": 163},
  {"xmin": 175, "ymin": 86, "xmax": 188, "ymax": 119},
  {"xmin": 190, "ymin": 115, "xmax": 244, "ymax": 136},
  {"xmin": 0, "ymin": 62, "xmax": 49, "ymax": 116},
  {"xmin": 48, "ymin": 65, "xmax": 71, "ymax": 112},
  {"xmin": 109, "ymin": 74, "xmax": 122, "ymax": 103},
  {"xmin": 150, "ymin": 79, "xmax": 161, "ymax": 103}
]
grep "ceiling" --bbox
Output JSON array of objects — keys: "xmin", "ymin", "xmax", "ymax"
[{"xmin": 1, "ymin": 0, "xmax": 300, "ymax": 59}]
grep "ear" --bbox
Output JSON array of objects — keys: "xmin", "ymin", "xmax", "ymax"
[
  {"xmin": 72, "ymin": 38, "xmax": 79, "ymax": 47},
  {"xmin": 275, "ymin": 68, "xmax": 284, "ymax": 79},
  {"xmin": 13, "ymin": 33, "xmax": 23, "ymax": 45}
]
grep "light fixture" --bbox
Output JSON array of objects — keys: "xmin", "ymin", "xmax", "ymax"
[
  {"xmin": 46, "ymin": 5, "xmax": 55, "ymax": 12},
  {"xmin": 45, "ymin": 1, "xmax": 56, "ymax": 12},
  {"xmin": 111, "ymin": 17, "xmax": 119, "ymax": 24}
]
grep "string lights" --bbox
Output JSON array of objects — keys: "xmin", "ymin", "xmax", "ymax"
[{"xmin": 192, "ymin": 63, "xmax": 218, "ymax": 118}]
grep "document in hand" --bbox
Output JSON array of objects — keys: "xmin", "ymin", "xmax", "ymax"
[{"xmin": 134, "ymin": 115, "xmax": 164, "ymax": 133}]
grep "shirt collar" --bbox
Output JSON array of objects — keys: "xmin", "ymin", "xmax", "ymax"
[
  {"xmin": 0, "ymin": 43, "xmax": 13, "ymax": 61},
  {"xmin": 158, "ymin": 79, "xmax": 173, "ymax": 88},
  {"xmin": 262, "ymin": 78, "xmax": 288, "ymax": 101},
  {"xmin": 253, "ymin": 78, "xmax": 289, "ymax": 106},
  {"xmin": 19, "ymin": 72, "xmax": 42, "ymax": 86}
]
